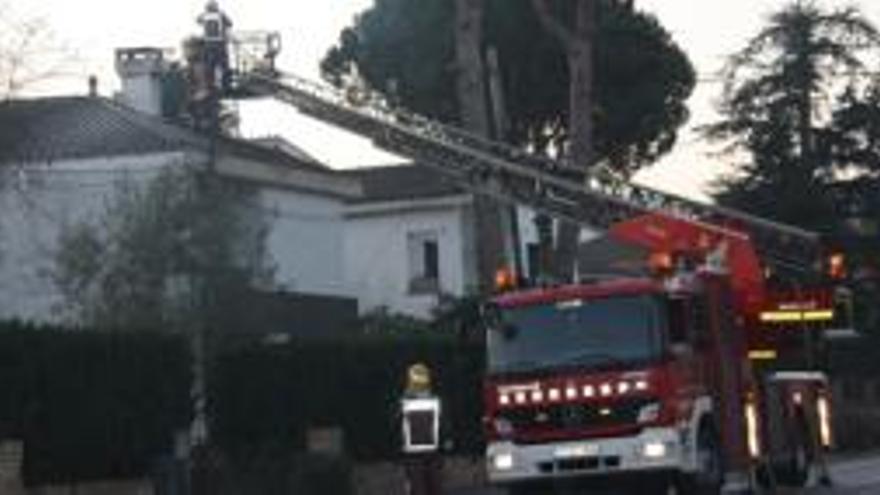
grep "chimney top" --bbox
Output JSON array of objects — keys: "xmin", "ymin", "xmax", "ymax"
[
  {"xmin": 115, "ymin": 47, "xmax": 166, "ymax": 77},
  {"xmin": 115, "ymin": 47, "xmax": 168, "ymax": 116}
]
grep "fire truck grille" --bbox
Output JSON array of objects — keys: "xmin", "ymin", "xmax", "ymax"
[{"xmin": 498, "ymin": 398, "xmax": 653, "ymax": 433}]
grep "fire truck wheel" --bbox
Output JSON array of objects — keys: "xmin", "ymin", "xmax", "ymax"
[
  {"xmin": 506, "ymin": 482, "xmax": 549, "ymax": 495},
  {"xmin": 680, "ymin": 424, "xmax": 723, "ymax": 495},
  {"xmin": 777, "ymin": 419, "xmax": 811, "ymax": 487}
]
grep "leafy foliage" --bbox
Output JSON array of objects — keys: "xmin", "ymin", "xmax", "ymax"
[
  {"xmin": 322, "ymin": 0, "xmax": 695, "ymax": 177},
  {"xmin": 51, "ymin": 166, "xmax": 276, "ymax": 334},
  {"xmin": 831, "ymin": 83, "xmax": 880, "ymax": 179},
  {"xmin": 705, "ymin": 1, "xmax": 880, "ymax": 230}
]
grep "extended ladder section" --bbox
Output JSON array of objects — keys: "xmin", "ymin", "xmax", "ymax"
[{"xmin": 232, "ymin": 68, "xmax": 821, "ymax": 275}]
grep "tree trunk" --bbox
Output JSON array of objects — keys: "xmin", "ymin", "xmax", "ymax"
[
  {"xmin": 455, "ymin": 0, "xmax": 491, "ymax": 136},
  {"xmin": 552, "ymin": 0, "xmax": 596, "ymax": 280},
  {"xmin": 455, "ymin": 0, "xmax": 506, "ymax": 292}
]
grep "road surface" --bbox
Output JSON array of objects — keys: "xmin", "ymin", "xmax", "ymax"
[
  {"xmin": 450, "ymin": 452, "xmax": 880, "ymax": 494},
  {"xmin": 799, "ymin": 454, "xmax": 880, "ymax": 494}
]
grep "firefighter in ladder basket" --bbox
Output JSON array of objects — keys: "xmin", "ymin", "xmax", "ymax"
[{"xmin": 197, "ymin": 0, "xmax": 233, "ymax": 92}]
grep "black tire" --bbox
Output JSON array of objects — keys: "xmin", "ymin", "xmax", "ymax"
[
  {"xmin": 776, "ymin": 419, "xmax": 811, "ymax": 487},
  {"xmin": 680, "ymin": 424, "xmax": 724, "ymax": 495},
  {"xmin": 507, "ymin": 481, "xmax": 554, "ymax": 495}
]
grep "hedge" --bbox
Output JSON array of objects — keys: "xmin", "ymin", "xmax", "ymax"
[
  {"xmin": 210, "ymin": 332, "xmax": 486, "ymax": 461},
  {"xmin": 0, "ymin": 319, "xmax": 487, "ymax": 482},
  {"xmin": 0, "ymin": 321, "xmax": 191, "ymax": 485}
]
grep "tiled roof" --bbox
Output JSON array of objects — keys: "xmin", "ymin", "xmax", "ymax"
[
  {"xmin": 0, "ymin": 96, "xmax": 203, "ymax": 164},
  {"xmin": 342, "ymin": 164, "xmax": 465, "ymax": 203},
  {"xmin": 0, "ymin": 96, "xmax": 333, "ymax": 176}
]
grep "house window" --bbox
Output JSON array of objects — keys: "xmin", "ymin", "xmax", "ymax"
[{"xmin": 408, "ymin": 231, "xmax": 440, "ymax": 294}]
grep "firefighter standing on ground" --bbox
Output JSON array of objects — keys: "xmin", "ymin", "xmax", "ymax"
[{"xmin": 401, "ymin": 363, "xmax": 443, "ymax": 495}]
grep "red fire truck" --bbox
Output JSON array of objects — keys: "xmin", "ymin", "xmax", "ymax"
[
  {"xmin": 221, "ymin": 33, "xmax": 851, "ymax": 495},
  {"xmin": 483, "ymin": 214, "xmax": 848, "ymax": 494}
]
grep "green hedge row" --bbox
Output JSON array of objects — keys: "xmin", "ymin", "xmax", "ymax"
[
  {"xmin": 210, "ymin": 332, "xmax": 486, "ymax": 461},
  {"xmin": 0, "ymin": 320, "xmax": 487, "ymax": 483},
  {"xmin": 0, "ymin": 321, "xmax": 191, "ymax": 485}
]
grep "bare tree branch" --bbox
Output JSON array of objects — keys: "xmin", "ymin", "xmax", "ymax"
[{"xmin": 0, "ymin": 6, "xmax": 74, "ymax": 98}]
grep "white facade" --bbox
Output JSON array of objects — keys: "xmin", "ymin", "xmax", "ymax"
[
  {"xmin": 0, "ymin": 153, "xmax": 181, "ymax": 322},
  {"xmin": 344, "ymin": 195, "xmax": 478, "ymax": 318},
  {"xmin": 261, "ymin": 187, "xmax": 349, "ymax": 296},
  {"xmin": 0, "ymin": 151, "xmax": 355, "ymax": 324}
]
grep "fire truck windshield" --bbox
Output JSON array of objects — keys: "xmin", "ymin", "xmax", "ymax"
[{"xmin": 487, "ymin": 295, "xmax": 662, "ymax": 374}]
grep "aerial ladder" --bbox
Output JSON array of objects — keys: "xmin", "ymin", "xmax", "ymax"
[{"xmin": 209, "ymin": 32, "xmax": 823, "ymax": 282}]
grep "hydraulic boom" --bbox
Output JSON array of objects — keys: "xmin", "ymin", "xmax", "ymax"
[{"xmin": 226, "ymin": 36, "xmax": 822, "ymax": 277}]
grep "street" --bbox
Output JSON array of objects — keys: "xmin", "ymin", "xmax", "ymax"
[
  {"xmin": 450, "ymin": 453, "xmax": 880, "ymax": 495},
  {"xmin": 800, "ymin": 454, "xmax": 880, "ymax": 495}
]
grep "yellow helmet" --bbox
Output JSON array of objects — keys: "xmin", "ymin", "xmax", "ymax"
[{"xmin": 406, "ymin": 363, "xmax": 432, "ymax": 394}]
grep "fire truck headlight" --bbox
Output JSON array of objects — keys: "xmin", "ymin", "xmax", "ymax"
[
  {"xmin": 493, "ymin": 452, "xmax": 514, "ymax": 471},
  {"xmin": 637, "ymin": 402, "xmax": 661, "ymax": 424},
  {"xmin": 642, "ymin": 441, "xmax": 667, "ymax": 459}
]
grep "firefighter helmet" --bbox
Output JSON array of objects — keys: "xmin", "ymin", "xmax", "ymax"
[{"xmin": 406, "ymin": 363, "xmax": 432, "ymax": 394}]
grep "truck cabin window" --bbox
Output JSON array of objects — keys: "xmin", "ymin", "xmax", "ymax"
[
  {"xmin": 666, "ymin": 294, "xmax": 711, "ymax": 353},
  {"xmin": 487, "ymin": 295, "xmax": 663, "ymax": 374}
]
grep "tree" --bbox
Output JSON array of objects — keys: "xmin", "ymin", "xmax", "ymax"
[
  {"xmin": 0, "ymin": 3, "xmax": 71, "ymax": 98},
  {"xmin": 705, "ymin": 1, "xmax": 880, "ymax": 230},
  {"xmin": 51, "ymin": 166, "xmax": 276, "ymax": 334},
  {"xmin": 322, "ymin": 0, "xmax": 695, "ymax": 178},
  {"xmin": 531, "ymin": 0, "xmax": 596, "ymax": 167},
  {"xmin": 831, "ymin": 81, "xmax": 880, "ymax": 179},
  {"xmin": 323, "ymin": 0, "xmax": 694, "ymax": 281}
]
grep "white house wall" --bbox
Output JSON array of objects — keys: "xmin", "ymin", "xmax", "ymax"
[
  {"xmin": 0, "ymin": 152, "xmax": 352, "ymax": 324},
  {"xmin": 0, "ymin": 152, "xmax": 185, "ymax": 323},
  {"xmin": 260, "ymin": 187, "xmax": 349, "ymax": 297},
  {"xmin": 344, "ymin": 197, "xmax": 474, "ymax": 319}
]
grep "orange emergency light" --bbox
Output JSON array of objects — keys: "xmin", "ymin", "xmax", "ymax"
[
  {"xmin": 828, "ymin": 252, "xmax": 846, "ymax": 280},
  {"xmin": 648, "ymin": 252, "xmax": 674, "ymax": 274},
  {"xmin": 494, "ymin": 267, "xmax": 517, "ymax": 292}
]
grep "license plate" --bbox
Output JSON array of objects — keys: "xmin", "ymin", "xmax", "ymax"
[{"xmin": 554, "ymin": 444, "xmax": 599, "ymax": 459}]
